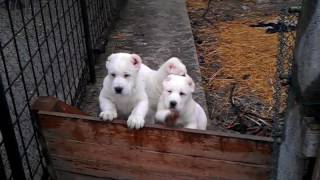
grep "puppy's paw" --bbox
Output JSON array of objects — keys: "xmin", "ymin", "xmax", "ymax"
[
  {"xmin": 127, "ymin": 115, "xmax": 145, "ymax": 129},
  {"xmin": 99, "ymin": 110, "xmax": 117, "ymax": 121},
  {"xmin": 165, "ymin": 110, "xmax": 179, "ymax": 127}
]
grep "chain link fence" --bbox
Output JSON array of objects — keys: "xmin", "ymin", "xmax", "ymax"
[
  {"xmin": 271, "ymin": 7, "xmax": 300, "ymax": 180},
  {"xmin": 0, "ymin": 0, "xmax": 126, "ymax": 179}
]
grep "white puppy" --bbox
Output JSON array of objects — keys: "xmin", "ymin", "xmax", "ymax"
[
  {"xmin": 155, "ymin": 74, "xmax": 207, "ymax": 130},
  {"xmin": 99, "ymin": 53, "xmax": 149, "ymax": 129},
  {"xmin": 139, "ymin": 57, "xmax": 187, "ymax": 121}
]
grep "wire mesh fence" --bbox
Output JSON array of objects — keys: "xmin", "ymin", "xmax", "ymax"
[
  {"xmin": 273, "ymin": 7, "xmax": 299, "ymax": 139},
  {"xmin": 0, "ymin": 0, "xmax": 126, "ymax": 179},
  {"xmin": 271, "ymin": 7, "xmax": 300, "ymax": 180}
]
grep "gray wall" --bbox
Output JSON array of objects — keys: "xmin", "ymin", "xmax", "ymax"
[{"xmin": 277, "ymin": 0, "xmax": 320, "ymax": 179}]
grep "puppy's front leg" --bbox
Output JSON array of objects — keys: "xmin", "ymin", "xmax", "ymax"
[
  {"xmin": 99, "ymin": 94, "xmax": 117, "ymax": 121},
  {"xmin": 184, "ymin": 122, "xmax": 198, "ymax": 130},
  {"xmin": 155, "ymin": 99, "xmax": 171, "ymax": 123},
  {"xmin": 155, "ymin": 109, "xmax": 171, "ymax": 123},
  {"xmin": 127, "ymin": 99, "xmax": 148, "ymax": 129}
]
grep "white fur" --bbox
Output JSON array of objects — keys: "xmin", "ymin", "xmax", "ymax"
[
  {"xmin": 99, "ymin": 53, "xmax": 149, "ymax": 129},
  {"xmin": 139, "ymin": 57, "xmax": 187, "ymax": 121},
  {"xmin": 155, "ymin": 74, "xmax": 207, "ymax": 130}
]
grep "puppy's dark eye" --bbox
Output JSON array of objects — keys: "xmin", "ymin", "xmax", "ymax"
[
  {"xmin": 124, "ymin": 74, "xmax": 130, "ymax": 78},
  {"xmin": 167, "ymin": 90, "xmax": 172, "ymax": 93},
  {"xmin": 180, "ymin": 92, "xmax": 186, "ymax": 96},
  {"xmin": 111, "ymin": 73, "xmax": 116, "ymax": 77}
]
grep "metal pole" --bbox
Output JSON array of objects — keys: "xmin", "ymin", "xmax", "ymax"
[
  {"xmin": 0, "ymin": 77, "xmax": 26, "ymax": 180},
  {"xmin": 79, "ymin": 0, "xmax": 96, "ymax": 83},
  {"xmin": 0, "ymin": 152, "xmax": 7, "ymax": 180}
]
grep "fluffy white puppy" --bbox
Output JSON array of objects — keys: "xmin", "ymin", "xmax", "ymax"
[
  {"xmin": 155, "ymin": 74, "xmax": 207, "ymax": 130},
  {"xmin": 99, "ymin": 53, "xmax": 149, "ymax": 129},
  {"xmin": 139, "ymin": 57, "xmax": 187, "ymax": 121}
]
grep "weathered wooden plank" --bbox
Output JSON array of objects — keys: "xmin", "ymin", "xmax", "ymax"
[
  {"xmin": 32, "ymin": 97, "xmax": 273, "ymax": 142},
  {"xmin": 53, "ymin": 157, "xmax": 210, "ymax": 180},
  {"xmin": 56, "ymin": 170, "xmax": 107, "ymax": 180},
  {"xmin": 31, "ymin": 96, "xmax": 88, "ymax": 116},
  {"xmin": 32, "ymin": 97, "xmax": 272, "ymax": 179},
  {"xmin": 48, "ymin": 139, "xmax": 270, "ymax": 180},
  {"xmin": 38, "ymin": 111, "xmax": 272, "ymax": 165}
]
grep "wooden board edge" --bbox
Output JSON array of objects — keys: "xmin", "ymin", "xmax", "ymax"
[{"xmin": 38, "ymin": 110, "xmax": 274, "ymax": 143}]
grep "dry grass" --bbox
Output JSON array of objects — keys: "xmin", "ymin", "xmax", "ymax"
[
  {"xmin": 201, "ymin": 18, "xmax": 278, "ymax": 107},
  {"xmin": 186, "ymin": 0, "xmax": 288, "ymax": 135}
]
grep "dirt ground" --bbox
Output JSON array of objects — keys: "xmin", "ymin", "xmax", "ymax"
[{"xmin": 187, "ymin": 0, "xmax": 300, "ymax": 136}]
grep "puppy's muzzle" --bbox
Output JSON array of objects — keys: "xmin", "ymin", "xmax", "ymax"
[
  {"xmin": 114, "ymin": 87, "xmax": 123, "ymax": 94},
  {"xmin": 170, "ymin": 101, "xmax": 177, "ymax": 109}
]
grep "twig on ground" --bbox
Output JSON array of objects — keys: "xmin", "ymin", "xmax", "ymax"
[
  {"xmin": 208, "ymin": 68, "xmax": 223, "ymax": 83},
  {"xmin": 247, "ymin": 114, "xmax": 272, "ymax": 127},
  {"xmin": 244, "ymin": 115, "xmax": 262, "ymax": 126}
]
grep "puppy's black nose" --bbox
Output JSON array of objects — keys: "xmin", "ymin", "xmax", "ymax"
[
  {"xmin": 170, "ymin": 101, "xmax": 177, "ymax": 108},
  {"xmin": 114, "ymin": 87, "xmax": 123, "ymax": 94}
]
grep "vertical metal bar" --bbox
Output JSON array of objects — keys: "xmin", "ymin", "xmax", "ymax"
[
  {"xmin": 103, "ymin": 0, "xmax": 110, "ymax": 27},
  {"xmin": 88, "ymin": 0, "xmax": 95, "ymax": 45},
  {"xmin": 0, "ymin": 78, "xmax": 26, "ymax": 180},
  {"xmin": 91, "ymin": 0, "xmax": 98, "ymax": 41},
  {"xmin": 96, "ymin": 0, "xmax": 103, "ymax": 36},
  {"xmin": 102, "ymin": 0, "xmax": 108, "ymax": 27},
  {"xmin": 79, "ymin": 0, "xmax": 96, "ymax": 83},
  {"xmin": 0, "ymin": 150, "xmax": 7, "ymax": 180},
  {"xmin": 106, "ymin": 0, "xmax": 113, "ymax": 23},
  {"xmin": 109, "ymin": 0, "xmax": 116, "ymax": 16},
  {"xmin": 87, "ymin": 0, "xmax": 95, "ymax": 46},
  {"xmin": 75, "ymin": 0, "xmax": 86, "ymax": 59}
]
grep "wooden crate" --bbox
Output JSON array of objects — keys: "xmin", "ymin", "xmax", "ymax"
[{"xmin": 31, "ymin": 97, "xmax": 273, "ymax": 180}]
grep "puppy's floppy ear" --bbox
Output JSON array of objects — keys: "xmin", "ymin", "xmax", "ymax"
[
  {"xmin": 166, "ymin": 63, "xmax": 177, "ymax": 74},
  {"xmin": 162, "ymin": 75, "xmax": 172, "ymax": 88},
  {"xmin": 186, "ymin": 75, "xmax": 195, "ymax": 93},
  {"xmin": 131, "ymin": 54, "xmax": 142, "ymax": 69},
  {"xmin": 165, "ymin": 57, "xmax": 186, "ymax": 75}
]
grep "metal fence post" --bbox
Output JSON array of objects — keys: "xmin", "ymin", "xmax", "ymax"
[
  {"xmin": 0, "ymin": 153, "xmax": 6, "ymax": 180},
  {"xmin": 0, "ymin": 77, "xmax": 26, "ymax": 180},
  {"xmin": 79, "ymin": 0, "xmax": 96, "ymax": 83}
]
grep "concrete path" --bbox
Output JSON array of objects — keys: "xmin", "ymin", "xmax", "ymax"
[{"xmin": 81, "ymin": 0, "xmax": 207, "ymax": 119}]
